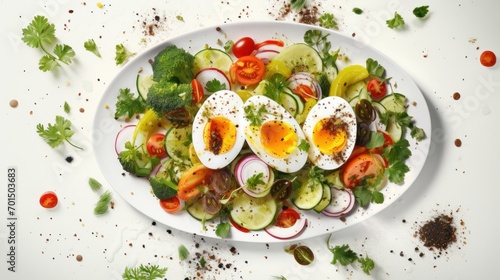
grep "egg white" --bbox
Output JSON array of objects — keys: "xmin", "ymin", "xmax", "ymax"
[
  {"xmin": 241, "ymin": 95, "xmax": 308, "ymax": 173},
  {"xmin": 192, "ymin": 90, "xmax": 246, "ymax": 169},
  {"xmin": 302, "ymin": 96, "xmax": 357, "ymax": 170}
]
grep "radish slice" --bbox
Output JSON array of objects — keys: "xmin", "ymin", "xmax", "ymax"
[
  {"xmin": 151, "ymin": 157, "xmax": 171, "ymax": 177},
  {"xmin": 255, "ymin": 50, "xmax": 279, "ymax": 65},
  {"xmin": 114, "ymin": 124, "xmax": 136, "ymax": 156},
  {"xmin": 195, "ymin": 68, "xmax": 231, "ymax": 95},
  {"xmin": 287, "ymin": 72, "xmax": 322, "ymax": 100},
  {"xmin": 256, "ymin": 43, "xmax": 283, "ymax": 53},
  {"xmin": 264, "ymin": 215, "xmax": 308, "ymax": 240},
  {"xmin": 235, "ymin": 154, "xmax": 273, "ymax": 197},
  {"xmin": 322, "ymin": 188, "xmax": 355, "ymax": 217}
]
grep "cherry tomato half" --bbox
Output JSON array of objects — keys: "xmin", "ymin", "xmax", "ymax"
[
  {"xmin": 146, "ymin": 133, "xmax": 167, "ymax": 158},
  {"xmin": 480, "ymin": 50, "xmax": 496, "ymax": 67},
  {"xmin": 159, "ymin": 196, "xmax": 181, "ymax": 214},
  {"xmin": 275, "ymin": 208, "xmax": 300, "ymax": 228},
  {"xmin": 232, "ymin": 37, "xmax": 256, "ymax": 58},
  {"xmin": 40, "ymin": 191, "xmax": 58, "ymax": 208},
  {"xmin": 366, "ymin": 78, "xmax": 387, "ymax": 100},
  {"xmin": 191, "ymin": 79, "xmax": 204, "ymax": 104},
  {"xmin": 230, "ymin": 56, "xmax": 265, "ymax": 86}
]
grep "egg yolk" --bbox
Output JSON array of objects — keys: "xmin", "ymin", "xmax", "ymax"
[
  {"xmin": 312, "ymin": 117, "xmax": 348, "ymax": 155},
  {"xmin": 260, "ymin": 120, "xmax": 298, "ymax": 158},
  {"xmin": 203, "ymin": 116, "xmax": 237, "ymax": 155}
]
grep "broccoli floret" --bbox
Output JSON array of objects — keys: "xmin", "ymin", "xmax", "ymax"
[
  {"xmin": 149, "ymin": 176, "xmax": 178, "ymax": 200},
  {"xmin": 146, "ymin": 80, "xmax": 193, "ymax": 115},
  {"xmin": 152, "ymin": 45, "xmax": 195, "ymax": 84},
  {"xmin": 118, "ymin": 141, "xmax": 160, "ymax": 177}
]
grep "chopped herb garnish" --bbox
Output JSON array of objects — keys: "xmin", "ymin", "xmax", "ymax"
[
  {"xmin": 204, "ymin": 78, "xmax": 226, "ymax": 92},
  {"xmin": 386, "ymin": 12, "xmax": 405, "ymax": 29},
  {"xmin": 115, "ymin": 88, "xmax": 147, "ymax": 119},
  {"xmin": 36, "ymin": 115, "xmax": 82, "ymax": 150},
  {"xmin": 88, "ymin": 177, "xmax": 102, "ymax": 192},
  {"xmin": 115, "ymin": 43, "xmax": 136, "ymax": 65},
  {"xmin": 122, "ymin": 264, "xmax": 167, "ymax": 280},
  {"xmin": 94, "ymin": 190, "xmax": 112, "ymax": 215},
  {"xmin": 215, "ymin": 222, "xmax": 231, "ymax": 238},
  {"xmin": 353, "ymin": 7, "xmax": 363, "ymax": 15},
  {"xmin": 246, "ymin": 172, "xmax": 265, "ymax": 190},
  {"xmin": 63, "ymin": 101, "xmax": 71, "ymax": 114},
  {"xmin": 178, "ymin": 244, "xmax": 189, "ymax": 261},
  {"xmin": 84, "ymin": 39, "xmax": 101, "ymax": 57},
  {"xmin": 318, "ymin": 13, "xmax": 338, "ymax": 29},
  {"xmin": 413, "ymin": 6, "xmax": 430, "ymax": 18}
]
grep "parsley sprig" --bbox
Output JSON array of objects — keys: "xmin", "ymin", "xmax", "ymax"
[
  {"xmin": 84, "ymin": 39, "xmax": 101, "ymax": 58},
  {"xmin": 115, "ymin": 88, "xmax": 147, "ymax": 119},
  {"xmin": 244, "ymin": 103, "xmax": 268, "ymax": 126},
  {"xmin": 22, "ymin": 15, "xmax": 75, "ymax": 72},
  {"xmin": 327, "ymin": 235, "xmax": 375, "ymax": 275},
  {"xmin": 386, "ymin": 12, "xmax": 405, "ymax": 29},
  {"xmin": 36, "ymin": 116, "xmax": 82, "ymax": 150},
  {"xmin": 115, "ymin": 43, "xmax": 136, "ymax": 65},
  {"xmin": 122, "ymin": 264, "xmax": 167, "ymax": 280}
]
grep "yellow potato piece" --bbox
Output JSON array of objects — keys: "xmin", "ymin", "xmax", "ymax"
[{"xmin": 329, "ymin": 65, "xmax": 369, "ymax": 98}]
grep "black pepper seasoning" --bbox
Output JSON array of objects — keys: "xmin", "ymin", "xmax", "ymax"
[{"xmin": 419, "ymin": 214, "xmax": 457, "ymax": 250}]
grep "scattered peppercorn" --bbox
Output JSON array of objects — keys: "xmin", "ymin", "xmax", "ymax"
[{"xmin": 419, "ymin": 214, "xmax": 457, "ymax": 251}]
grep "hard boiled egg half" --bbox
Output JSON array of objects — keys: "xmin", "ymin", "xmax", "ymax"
[
  {"xmin": 241, "ymin": 95, "xmax": 308, "ymax": 173},
  {"xmin": 192, "ymin": 90, "xmax": 246, "ymax": 169},
  {"xmin": 302, "ymin": 96, "xmax": 357, "ymax": 170}
]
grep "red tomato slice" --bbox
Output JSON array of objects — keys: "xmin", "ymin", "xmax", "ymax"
[
  {"xmin": 293, "ymin": 84, "xmax": 317, "ymax": 100},
  {"xmin": 366, "ymin": 78, "xmax": 387, "ymax": 100},
  {"xmin": 369, "ymin": 130, "xmax": 394, "ymax": 155},
  {"xmin": 159, "ymin": 196, "xmax": 181, "ymax": 214},
  {"xmin": 191, "ymin": 79, "xmax": 204, "ymax": 104},
  {"xmin": 232, "ymin": 37, "xmax": 256, "ymax": 58},
  {"xmin": 177, "ymin": 164, "xmax": 216, "ymax": 201},
  {"xmin": 146, "ymin": 133, "xmax": 167, "ymax": 158},
  {"xmin": 341, "ymin": 152, "xmax": 382, "ymax": 189},
  {"xmin": 480, "ymin": 50, "xmax": 496, "ymax": 67},
  {"xmin": 230, "ymin": 56, "xmax": 265, "ymax": 85},
  {"xmin": 275, "ymin": 208, "xmax": 300, "ymax": 228},
  {"xmin": 230, "ymin": 217, "xmax": 250, "ymax": 233},
  {"xmin": 40, "ymin": 191, "xmax": 58, "ymax": 208}
]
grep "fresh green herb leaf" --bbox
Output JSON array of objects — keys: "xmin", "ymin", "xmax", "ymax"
[
  {"xmin": 298, "ymin": 139, "xmax": 310, "ymax": 152},
  {"xmin": 122, "ymin": 264, "xmax": 167, "ymax": 280},
  {"xmin": 115, "ymin": 43, "xmax": 136, "ymax": 65},
  {"xmin": 413, "ymin": 6, "xmax": 430, "ymax": 18},
  {"xmin": 244, "ymin": 104, "xmax": 268, "ymax": 126},
  {"xmin": 318, "ymin": 13, "xmax": 338, "ymax": 29},
  {"xmin": 290, "ymin": 0, "xmax": 306, "ymax": 11},
  {"xmin": 271, "ymin": 276, "xmax": 287, "ymax": 280},
  {"xmin": 386, "ymin": 12, "xmax": 405, "ymax": 29},
  {"xmin": 264, "ymin": 73, "xmax": 289, "ymax": 101},
  {"xmin": 205, "ymin": 78, "xmax": 226, "ymax": 92},
  {"xmin": 353, "ymin": 8, "xmax": 363, "ymax": 15},
  {"xmin": 178, "ymin": 245, "xmax": 189, "ymax": 261},
  {"xmin": 115, "ymin": 88, "xmax": 147, "ymax": 119},
  {"xmin": 385, "ymin": 160, "xmax": 409, "ymax": 184},
  {"xmin": 176, "ymin": 15, "xmax": 184, "ymax": 22},
  {"xmin": 224, "ymin": 40, "xmax": 234, "ymax": 53},
  {"xmin": 88, "ymin": 177, "xmax": 102, "ymax": 192},
  {"xmin": 383, "ymin": 138, "xmax": 411, "ymax": 165},
  {"xmin": 199, "ymin": 256, "xmax": 206, "ymax": 268},
  {"xmin": 366, "ymin": 58, "xmax": 385, "ymax": 78},
  {"xmin": 410, "ymin": 125, "xmax": 425, "ymax": 141},
  {"xmin": 215, "ymin": 222, "xmax": 230, "ymax": 238},
  {"xmin": 94, "ymin": 190, "xmax": 112, "ymax": 215},
  {"xmin": 63, "ymin": 101, "xmax": 71, "ymax": 114},
  {"xmin": 21, "ymin": 15, "xmax": 75, "ymax": 72},
  {"xmin": 303, "ymin": 30, "xmax": 338, "ymax": 69},
  {"xmin": 358, "ymin": 256, "xmax": 375, "ymax": 275},
  {"xmin": 246, "ymin": 172, "xmax": 265, "ymax": 190},
  {"xmin": 36, "ymin": 115, "xmax": 83, "ymax": 150},
  {"xmin": 329, "ymin": 244, "xmax": 358, "ymax": 266},
  {"xmin": 84, "ymin": 39, "xmax": 101, "ymax": 57}
]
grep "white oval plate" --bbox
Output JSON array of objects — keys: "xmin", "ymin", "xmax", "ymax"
[{"xmin": 93, "ymin": 21, "xmax": 431, "ymax": 243}]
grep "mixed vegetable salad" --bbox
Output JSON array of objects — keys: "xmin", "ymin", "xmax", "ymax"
[{"xmin": 113, "ymin": 29, "xmax": 425, "ymax": 240}]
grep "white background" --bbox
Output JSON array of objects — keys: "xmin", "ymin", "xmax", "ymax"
[{"xmin": 1, "ymin": 0, "xmax": 499, "ymax": 279}]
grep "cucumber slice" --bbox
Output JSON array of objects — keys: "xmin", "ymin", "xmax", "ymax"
[
  {"xmin": 165, "ymin": 126, "xmax": 192, "ymax": 163},
  {"xmin": 380, "ymin": 93, "xmax": 406, "ymax": 113},
  {"xmin": 371, "ymin": 101, "xmax": 387, "ymax": 116},
  {"xmin": 230, "ymin": 193, "xmax": 278, "ymax": 230},
  {"xmin": 344, "ymin": 80, "xmax": 366, "ymax": 101},
  {"xmin": 348, "ymin": 95, "xmax": 360, "ymax": 108},
  {"xmin": 273, "ymin": 43, "xmax": 323, "ymax": 74},
  {"xmin": 280, "ymin": 91, "xmax": 299, "ymax": 117},
  {"xmin": 314, "ymin": 185, "xmax": 332, "ymax": 213},
  {"xmin": 187, "ymin": 198, "xmax": 217, "ymax": 221},
  {"xmin": 136, "ymin": 74, "xmax": 155, "ymax": 101},
  {"xmin": 193, "ymin": 48, "xmax": 233, "ymax": 75},
  {"xmin": 386, "ymin": 116, "xmax": 403, "ymax": 142},
  {"xmin": 292, "ymin": 179, "xmax": 324, "ymax": 210}
]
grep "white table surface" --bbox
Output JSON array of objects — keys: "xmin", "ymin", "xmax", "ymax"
[{"xmin": 1, "ymin": 0, "xmax": 499, "ymax": 279}]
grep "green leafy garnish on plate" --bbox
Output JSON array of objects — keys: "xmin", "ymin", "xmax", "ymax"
[
  {"xmin": 386, "ymin": 12, "xmax": 405, "ymax": 29},
  {"xmin": 36, "ymin": 115, "xmax": 82, "ymax": 150}
]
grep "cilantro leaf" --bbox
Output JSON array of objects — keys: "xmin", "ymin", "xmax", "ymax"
[
  {"xmin": 386, "ymin": 12, "xmax": 405, "ymax": 29},
  {"xmin": 264, "ymin": 73, "xmax": 289, "ymax": 101},
  {"xmin": 36, "ymin": 115, "xmax": 83, "ymax": 150},
  {"xmin": 366, "ymin": 58, "xmax": 385, "ymax": 78},
  {"xmin": 413, "ymin": 6, "xmax": 430, "ymax": 18},
  {"xmin": 122, "ymin": 264, "xmax": 167, "ymax": 280},
  {"xmin": 410, "ymin": 125, "xmax": 425, "ymax": 141},
  {"xmin": 244, "ymin": 104, "xmax": 268, "ymax": 126},
  {"xmin": 318, "ymin": 13, "xmax": 338, "ymax": 29},
  {"xmin": 115, "ymin": 88, "xmax": 147, "ymax": 119},
  {"xmin": 53, "ymin": 44, "xmax": 75, "ymax": 64},
  {"xmin": 215, "ymin": 222, "xmax": 230, "ymax": 238},
  {"xmin": 298, "ymin": 139, "xmax": 310, "ymax": 152},
  {"xmin": 205, "ymin": 78, "xmax": 226, "ymax": 92},
  {"xmin": 358, "ymin": 256, "xmax": 375, "ymax": 275},
  {"xmin": 84, "ymin": 39, "xmax": 101, "ymax": 57},
  {"xmin": 329, "ymin": 244, "xmax": 358, "ymax": 266},
  {"xmin": 115, "ymin": 43, "xmax": 136, "ymax": 65},
  {"xmin": 383, "ymin": 138, "xmax": 411, "ymax": 165},
  {"xmin": 385, "ymin": 161, "xmax": 409, "ymax": 184},
  {"xmin": 365, "ymin": 131, "xmax": 385, "ymax": 149},
  {"xmin": 38, "ymin": 55, "xmax": 58, "ymax": 72},
  {"xmin": 246, "ymin": 172, "xmax": 265, "ymax": 189}
]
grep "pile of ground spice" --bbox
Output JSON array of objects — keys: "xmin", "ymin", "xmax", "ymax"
[
  {"xmin": 418, "ymin": 214, "xmax": 457, "ymax": 251},
  {"xmin": 275, "ymin": 3, "xmax": 322, "ymax": 25}
]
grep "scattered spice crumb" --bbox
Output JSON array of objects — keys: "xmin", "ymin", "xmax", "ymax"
[
  {"xmin": 418, "ymin": 214, "xmax": 457, "ymax": 251},
  {"xmin": 454, "ymin": 139, "xmax": 462, "ymax": 147},
  {"xmin": 76, "ymin": 255, "xmax": 83, "ymax": 262},
  {"xmin": 79, "ymin": 107, "xmax": 85, "ymax": 113},
  {"xmin": 453, "ymin": 92, "xmax": 461, "ymax": 100},
  {"xmin": 9, "ymin": 99, "xmax": 18, "ymax": 108}
]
